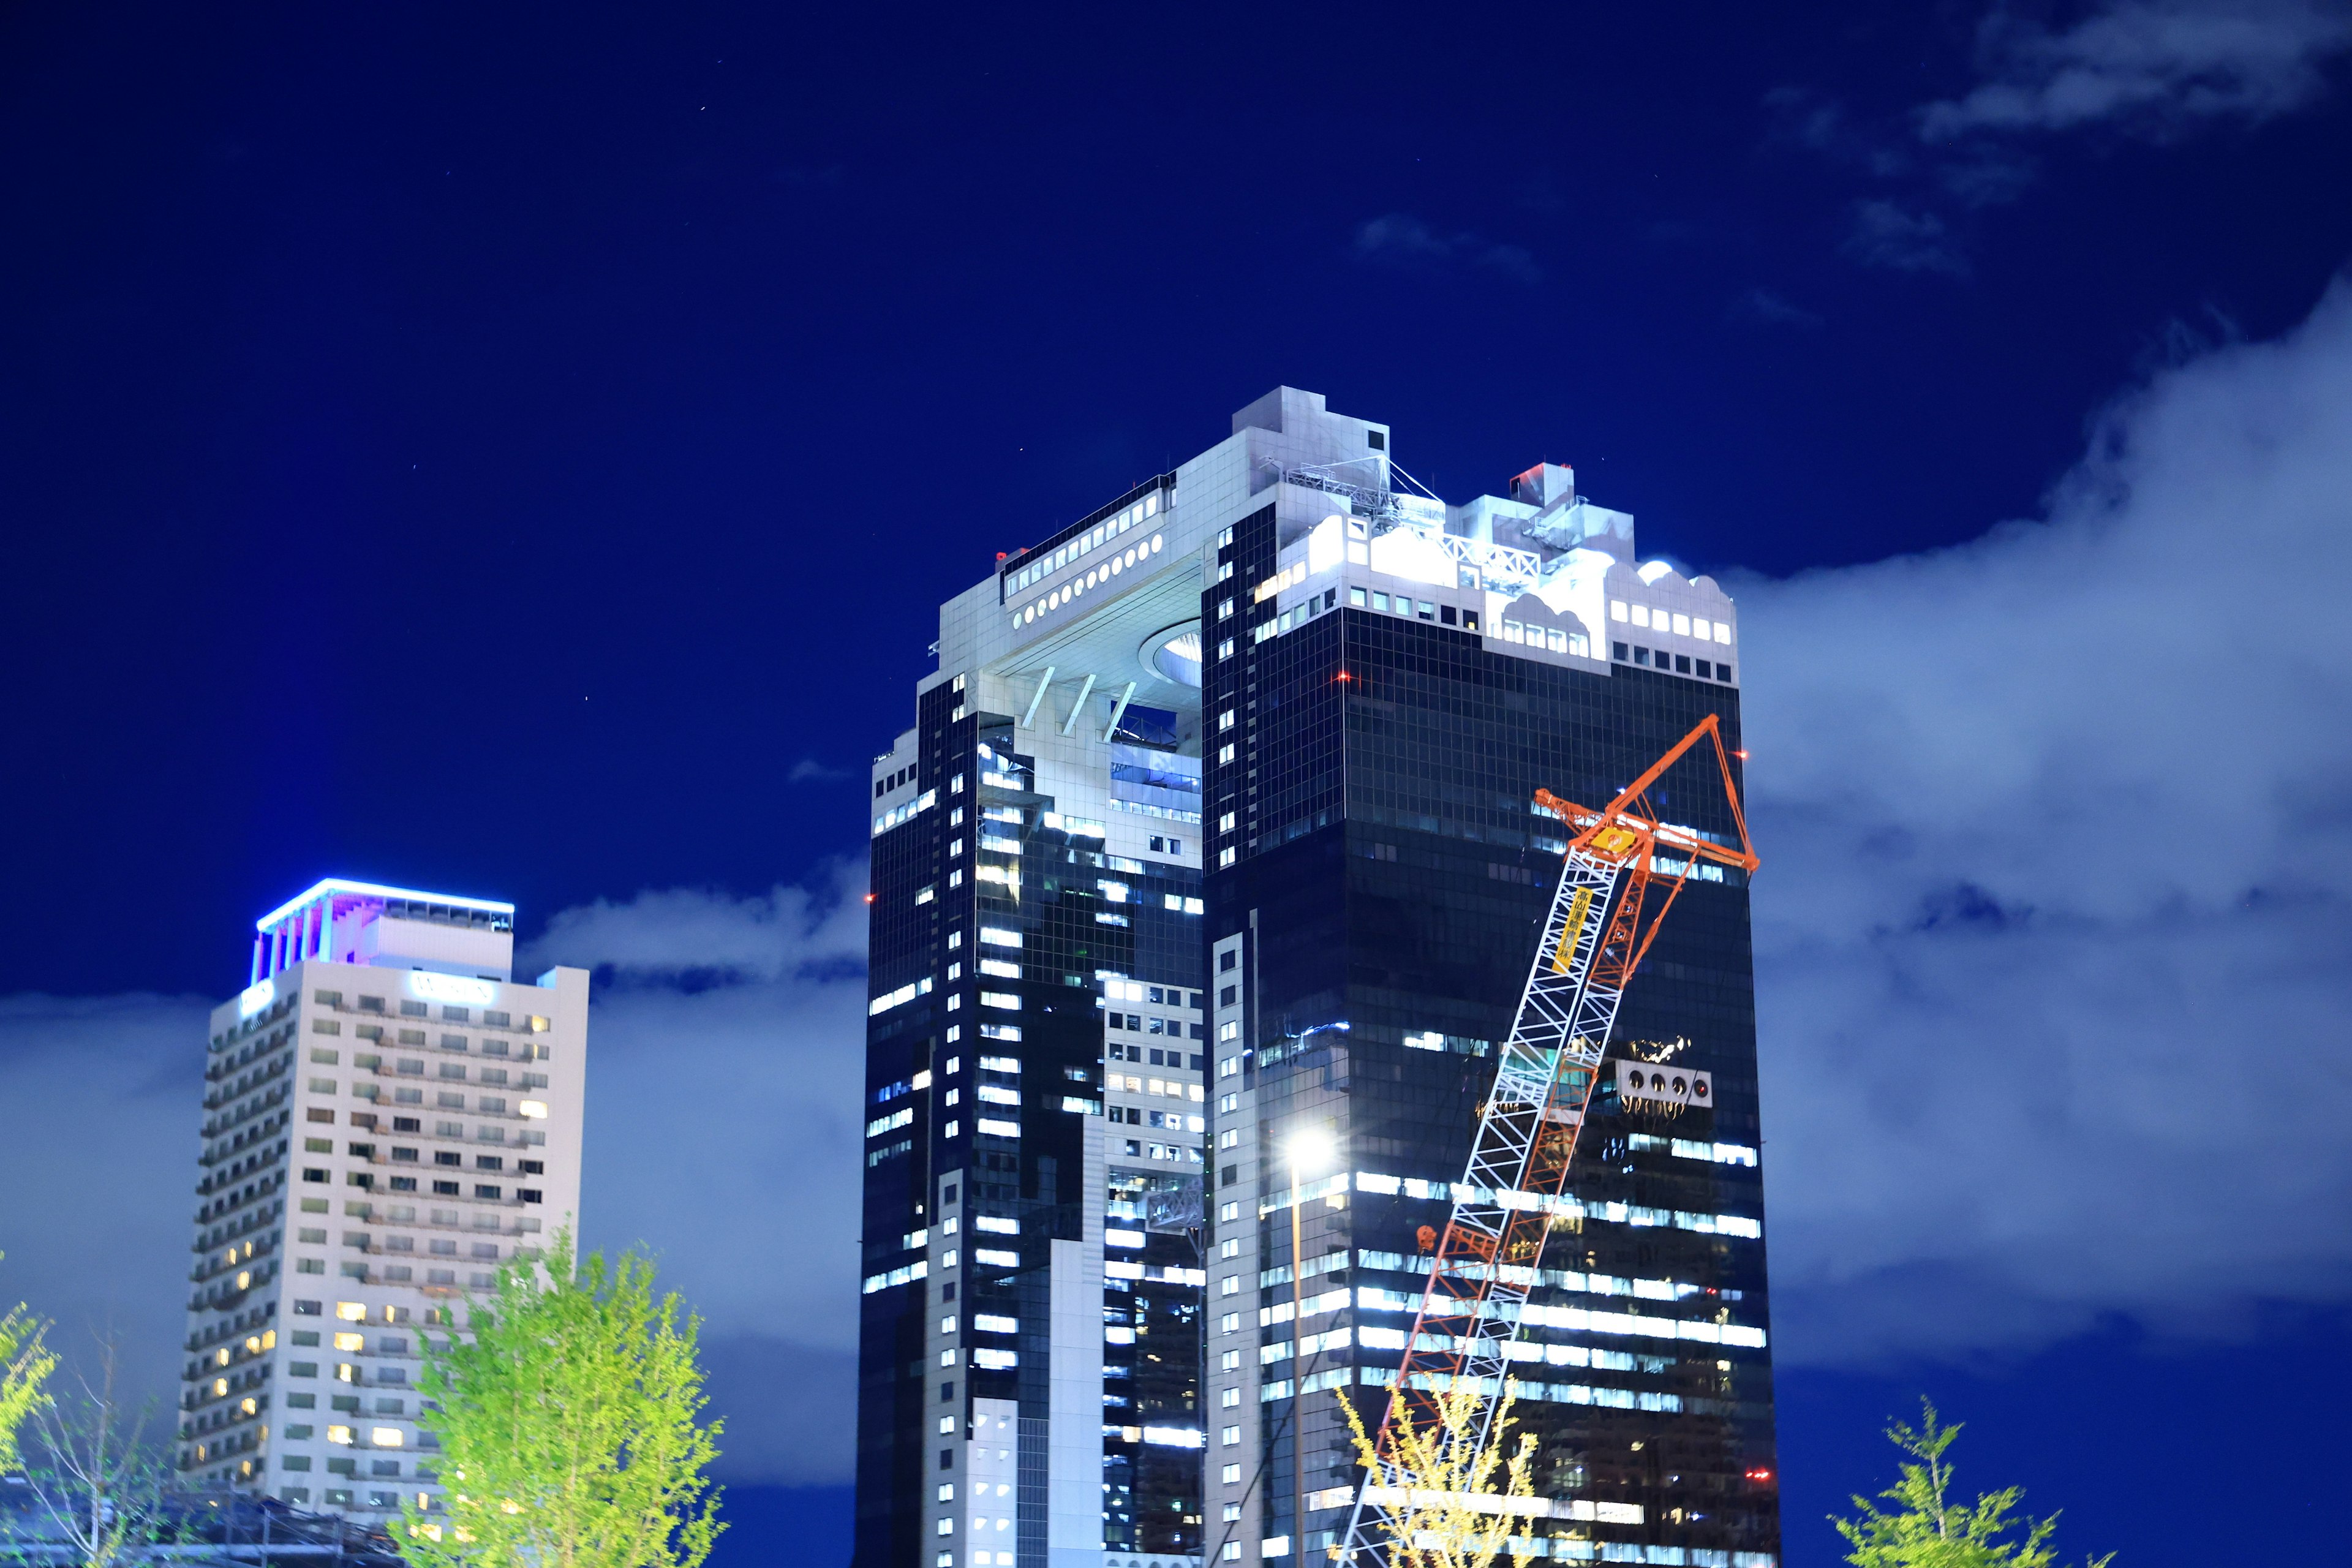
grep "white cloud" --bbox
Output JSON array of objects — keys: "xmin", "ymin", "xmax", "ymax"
[
  {"xmin": 1843, "ymin": 200, "xmax": 1970, "ymax": 277},
  {"xmin": 520, "ymin": 866, "xmax": 871, "ymax": 1482},
  {"xmin": 1352, "ymin": 213, "xmax": 1541, "ymax": 284},
  {"xmin": 527, "ymin": 870, "xmax": 867, "ymax": 984},
  {"xmin": 1741, "ymin": 274, "xmax": 2352, "ymax": 1365},
  {"xmin": 1921, "ymin": 0, "xmax": 2352, "ymax": 142},
  {"xmin": 1772, "ymin": 0, "xmax": 2348, "ymax": 273},
  {"xmin": 0, "ymin": 993, "xmax": 214, "ymax": 1428},
  {"xmin": 1732, "ymin": 288, "xmax": 1826, "ymax": 330}
]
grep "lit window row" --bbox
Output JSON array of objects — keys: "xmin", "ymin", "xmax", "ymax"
[
  {"xmin": 1329, "ymin": 1170, "xmax": 1762, "ymax": 1238},
  {"xmin": 1003, "ymin": 491, "xmax": 1161, "ymax": 594},
  {"xmin": 1114, "ymin": 1140, "xmax": 1203, "ymax": 1164},
  {"xmin": 1106, "ymin": 1259, "xmax": 1206, "ymax": 1284},
  {"xmin": 1108, "ymin": 1107, "xmax": 1203, "ymax": 1132},
  {"xmin": 1344, "ymin": 585, "xmax": 1463, "ymax": 624},
  {"xmin": 1496, "ymin": 620, "xmax": 1590, "ymax": 657},
  {"xmin": 1612, "ymin": 600, "xmax": 1731, "ymax": 643},
  {"xmin": 872, "ymin": 788, "xmax": 938, "ymax": 838},
  {"xmin": 1513, "ymin": 1300, "xmax": 1768, "ymax": 1348},
  {"xmin": 1110, "ymin": 804, "xmax": 1204, "ymax": 827},
  {"xmin": 1252, "ymin": 560, "xmax": 1307, "ymax": 604},
  {"xmin": 869, "ymin": 977, "xmax": 935, "ymax": 1017},
  {"xmin": 1008, "ymin": 531, "xmax": 1165, "ymax": 630},
  {"xmin": 1248, "ymin": 1360, "xmax": 1689, "ymax": 1422},
  {"xmin": 861, "ymin": 1258, "xmax": 930, "ymax": 1294},
  {"xmin": 1107, "ymin": 1074, "xmax": 1202, "ymax": 1101},
  {"xmin": 1629, "ymin": 1133, "xmax": 1758, "ymax": 1167}
]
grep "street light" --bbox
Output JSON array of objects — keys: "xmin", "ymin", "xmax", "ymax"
[{"xmin": 1286, "ymin": 1125, "xmax": 1338, "ymax": 1559}]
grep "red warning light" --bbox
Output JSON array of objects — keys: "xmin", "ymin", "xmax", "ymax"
[
  {"xmin": 1733, "ymin": 750, "xmax": 1750, "ymax": 760},
  {"xmin": 864, "ymin": 894, "xmax": 876, "ymax": 904},
  {"xmin": 1745, "ymin": 1468, "xmax": 1774, "ymax": 1483},
  {"xmin": 1336, "ymin": 671, "xmax": 1352, "ymax": 682}
]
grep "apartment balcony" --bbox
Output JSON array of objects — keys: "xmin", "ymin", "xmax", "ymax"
[
  {"xmin": 181, "ymin": 1360, "xmax": 271, "ymax": 1414},
  {"xmin": 197, "ymin": 1155, "xmax": 287, "ymax": 1197},
  {"xmin": 189, "ymin": 1235, "xmax": 279, "ymax": 1286},
  {"xmin": 203, "ymin": 1057, "xmax": 290, "ymax": 1110},
  {"xmin": 198, "ymin": 1106, "xmax": 289, "ymax": 1165},
  {"xmin": 203, "ymin": 1085, "xmax": 289, "ymax": 1139}
]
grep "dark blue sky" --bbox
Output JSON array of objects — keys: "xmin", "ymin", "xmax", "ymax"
[
  {"xmin": 6, "ymin": 5, "xmax": 2351, "ymax": 1566},
  {"xmin": 7, "ymin": 2, "xmax": 2347, "ymax": 1000}
]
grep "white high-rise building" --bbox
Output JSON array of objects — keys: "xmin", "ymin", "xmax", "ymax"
[{"xmin": 176, "ymin": 879, "xmax": 588, "ymax": 1523}]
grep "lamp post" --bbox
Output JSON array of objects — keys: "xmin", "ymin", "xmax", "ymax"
[{"xmin": 1286, "ymin": 1125, "xmax": 1338, "ymax": 1560}]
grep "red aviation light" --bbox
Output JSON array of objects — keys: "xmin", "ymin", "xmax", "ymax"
[{"xmin": 863, "ymin": 893, "xmax": 876, "ymax": 904}]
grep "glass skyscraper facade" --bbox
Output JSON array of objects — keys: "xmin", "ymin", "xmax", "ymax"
[{"xmin": 856, "ymin": 388, "xmax": 1776, "ymax": 1568}]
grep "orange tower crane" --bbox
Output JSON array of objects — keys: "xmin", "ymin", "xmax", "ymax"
[{"xmin": 1333, "ymin": 714, "xmax": 1760, "ymax": 1564}]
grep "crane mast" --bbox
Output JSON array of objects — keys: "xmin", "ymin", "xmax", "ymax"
[{"xmin": 1333, "ymin": 715, "xmax": 1758, "ymax": 1566}]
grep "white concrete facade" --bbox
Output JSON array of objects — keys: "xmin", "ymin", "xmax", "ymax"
[{"xmin": 176, "ymin": 880, "xmax": 587, "ymax": 1526}]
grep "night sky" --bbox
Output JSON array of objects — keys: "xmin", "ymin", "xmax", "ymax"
[{"xmin": 5, "ymin": 5, "xmax": 2351, "ymax": 1566}]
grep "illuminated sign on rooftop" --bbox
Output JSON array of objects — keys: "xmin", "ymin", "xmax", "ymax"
[{"xmin": 408, "ymin": 972, "xmax": 500, "ymax": 1006}]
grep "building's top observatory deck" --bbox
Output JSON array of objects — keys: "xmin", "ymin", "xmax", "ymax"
[{"xmin": 250, "ymin": 878, "xmax": 516, "ymax": 985}]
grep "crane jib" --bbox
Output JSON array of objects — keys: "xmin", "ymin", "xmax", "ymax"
[{"xmin": 1335, "ymin": 714, "xmax": 1758, "ymax": 1568}]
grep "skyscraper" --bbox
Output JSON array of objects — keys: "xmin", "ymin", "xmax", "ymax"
[
  {"xmin": 857, "ymin": 388, "xmax": 1775, "ymax": 1568},
  {"xmin": 178, "ymin": 880, "xmax": 588, "ymax": 1524}
]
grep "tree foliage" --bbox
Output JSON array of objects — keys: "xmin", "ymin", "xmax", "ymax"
[
  {"xmin": 1, "ymin": 1253, "xmax": 58, "ymax": 1470},
  {"xmin": 400, "ymin": 1232, "xmax": 723, "ymax": 1568},
  {"xmin": 1338, "ymin": 1379, "xmax": 1540, "ymax": 1568},
  {"xmin": 1833, "ymin": 1402, "xmax": 2113, "ymax": 1568}
]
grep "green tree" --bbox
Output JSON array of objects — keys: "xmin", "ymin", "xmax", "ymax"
[
  {"xmin": 1336, "ymin": 1379, "xmax": 1540, "ymax": 1568},
  {"xmin": 399, "ymin": 1231, "xmax": 723, "ymax": 1568},
  {"xmin": 1833, "ymin": 1401, "xmax": 2113, "ymax": 1568},
  {"xmin": 1, "ymin": 1254, "xmax": 58, "ymax": 1469}
]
